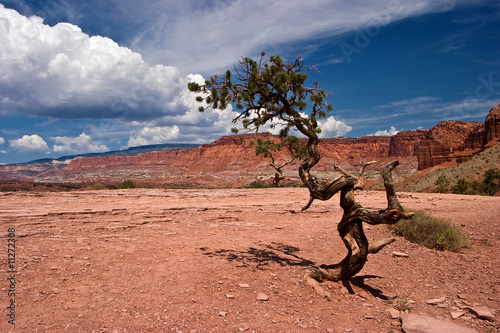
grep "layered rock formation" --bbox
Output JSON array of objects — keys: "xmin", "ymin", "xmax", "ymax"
[
  {"xmin": 417, "ymin": 104, "xmax": 500, "ymax": 170},
  {"xmin": 484, "ymin": 104, "xmax": 500, "ymax": 147},
  {"xmin": 38, "ymin": 133, "xmax": 405, "ymax": 187},
  {"xmin": 389, "ymin": 130, "xmax": 427, "ymax": 157}
]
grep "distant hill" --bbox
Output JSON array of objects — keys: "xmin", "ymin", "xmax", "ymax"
[
  {"xmin": 30, "ymin": 143, "xmax": 201, "ymax": 163},
  {"xmin": 0, "ymin": 143, "xmax": 199, "ymax": 182}
]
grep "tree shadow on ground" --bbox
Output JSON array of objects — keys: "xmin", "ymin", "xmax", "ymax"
[
  {"xmin": 201, "ymin": 244, "xmax": 394, "ymax": 300},
  {"xmin": 341, "ymin": 275, "xmax": 393, "ymax": 300},
  {"xmin": 201, "ymin": 242, "xmax": 315, "ymax": 270}
]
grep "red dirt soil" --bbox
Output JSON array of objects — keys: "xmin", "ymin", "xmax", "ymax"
[{"xmin": 1, "ymin": 188, "xmax": 499, "ymax": 332}]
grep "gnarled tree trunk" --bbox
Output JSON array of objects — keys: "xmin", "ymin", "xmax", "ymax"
[
  {"xmin": 297, "ymin": 136, "xmax": 413, "ymax": 298},
  {"xmin": 303, "ymin": 161, "xmax": 414, "ymax": 299}
]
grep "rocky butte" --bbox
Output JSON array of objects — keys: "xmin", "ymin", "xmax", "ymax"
[{"xmin": 417, "ymin": 104, "xmax": 500, "ymax": 170}]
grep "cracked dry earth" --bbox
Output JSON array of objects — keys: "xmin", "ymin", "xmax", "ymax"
[{"xmin": 0, "ymin": 188, "xmax": 499, "ymax": 332}]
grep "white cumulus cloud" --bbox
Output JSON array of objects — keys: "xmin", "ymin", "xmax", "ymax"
[
  {"xmin": 0, "ymin": 5, "xmax": 190, "ymax": 121},
  {"xmin": 369, "ymin": 126, "xmax": 400, "ymax": 136},
  {"xmin": 128, "ymin": 125, "xmax": 180, "ymax": 147},
  {"xmin": 9, "ymin": 134, "xmax": 50, "ymax": 154},
  {"xmin": 0, "ymin": 137, "xmax": 5, "ymax": 145},
  {"xmin": 52, "ymin": 133, "xmax": 109, "ymax": 154},
  {"xmin": 318, "ymin": 116, "xmax": 353, "ymax": 138}
]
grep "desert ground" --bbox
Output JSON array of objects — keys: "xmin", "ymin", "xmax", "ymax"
[{"xmin": 0, "ymin": 188, "xmax": 499, "ymax": 332}]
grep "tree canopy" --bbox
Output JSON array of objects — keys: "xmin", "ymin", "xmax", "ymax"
[{"xmin": 188, "ymin": 52, "xmax": 333, "ymax": 140}]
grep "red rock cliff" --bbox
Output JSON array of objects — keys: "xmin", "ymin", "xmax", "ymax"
[
  {"xmin": 484, "ymin": 104, "xmax": 500, "ymax": 147},
  {"xmin": 416, "ymin": 104, "xmax": 500, "ymax": 170},
  {"xmin": 389, "ymin": 130, "xmax": 427, "ymax": 157}
]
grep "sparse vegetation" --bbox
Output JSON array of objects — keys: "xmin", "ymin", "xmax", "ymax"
[
  {"xmin": 481, "ymin": 238, "xmax": 493, "ymax": 247},
  {"xmin": 245, "ymin": 179, "xmax": 270, "ymax": 188},
  {"xmin": 451, "ymin": 178, "xmax": 470, "ymax": 194},
  {"xmin": 389, "ymin": 296, "xmax": 412, "ymax": 312},
  {"xmin": 435, "ymin": 175, "xmax": 450, "ymax": 193},
  {"xmin": 389, "ymin": 211, "xmax": 470, "ymax": 252},
  {"xmin": 85, "ymin": 183, "xmax": 108, "ymax": 190},
  {"xmin": 0, "ymin": 185, "xmax": 31, "ymax": 192},
  {"xmin": 482, "ymin": 168, "xmax": 500, "ymax": 195},
  {"xmin": 115, "ymin": 180, "xmax": 136, "ymax": 189},
  {"xmin": 439, "ymin": 168, "xmax": 500, "ymax": 195}
]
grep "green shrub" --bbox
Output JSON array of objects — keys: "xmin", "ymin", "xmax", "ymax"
[
  {"xmin": 85, "ymin": 183, "xmax": 108, "ymax": 190},
  {"xmin": 451, "ymin": 178, "xmax": 469, "ymax": 194},
  {"xmin": 389, "ymin": 211, "xmax": 470, "ymax": 252},
  {"xmin": 482, "ymin": 168, "xmax": 500, "ymax": 195},
  {"xmin": 115, "ymin": 180, "xmax": 136, "ymax": 189},
  {"xmin": 435, "ymin": 175, "xmax": 450, "ymax": 193},
  {"xmin": 245, "ymin": 179, "xmax": 270, "ymax": 188}
]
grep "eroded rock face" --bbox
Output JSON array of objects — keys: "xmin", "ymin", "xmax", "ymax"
[
  {"xmin": 416, "ymin": 104, "xmax": 500, "ymax": 170},
  {"xmin": 417, "ymin": 121, "xmax": 484, "ymax": 170},
  {"xmin": 389, "ymin": 130, "xmax": 427, "ymax": 157},
  {"xmin": 484, "ymin": 104, "xmax": 500, "ymax": 147}
]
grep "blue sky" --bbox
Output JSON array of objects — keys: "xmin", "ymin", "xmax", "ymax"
[{"xmin": 0, "ymin": 0, "xmax": 499, "ymax": 164}]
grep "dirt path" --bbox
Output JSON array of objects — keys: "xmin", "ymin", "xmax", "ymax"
[{"xmin": 1, "ymin": 188, "xmax": 498, "ymax": 332}]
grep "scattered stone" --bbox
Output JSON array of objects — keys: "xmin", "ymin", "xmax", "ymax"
[
  {"xmin": 326, "ymin": 329, "xmax": 335, "ymax": 333},
  {"xmin": 401, "ymin": 313, "xmax": 478, "ymax": 333},
  {"xmin": 426, "ymin": 297, "xmax": 446, "ymax": 305},
  {"xmin": 239, "ymin": 283, "xmax": 249, "ymax": 288},
  {"xmin": 467, "ymin": 306, "xmax": 496, "ymax": 321},
  {"xmin": 451, "ymin": 310, "xmax": 465, "ymax": 319},
  {"xmin": 225, "ymin": 294, "xmax": 234, "ymax": 299},
  {"xmin": 392, "ymin": 251, "xmax": 409, "ymax": 258},
  {"xmin": 218, "ymin": 311, "xmax": 227, "ymax": 317},
  {"xmin": 387, "ymin": 308, "xmax": 400, "ymax": 319},
  {"xmin": 257, "ymin": 293, "xmax": 269, "ymax": 301}
]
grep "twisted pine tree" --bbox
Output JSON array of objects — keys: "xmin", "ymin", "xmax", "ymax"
[{"xmin": 188, "ymin": 53, "xmax": 413, "ymax": 297}]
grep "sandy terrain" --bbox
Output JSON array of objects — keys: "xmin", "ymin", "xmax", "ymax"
[{"xmin": 0, "ymin": 188, "xmax": 499, "ymax": 332}]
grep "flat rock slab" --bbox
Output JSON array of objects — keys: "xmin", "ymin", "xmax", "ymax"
[
  {"xmin": 467, "ymin": 306, "xmax": 496, "ymax": 321},
  {"xmin": 401, "ymin": 313, "xmax": 478, "ymax": 333}
]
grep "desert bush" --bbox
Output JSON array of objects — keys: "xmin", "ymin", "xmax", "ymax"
[
  {"xmin": 115, "ymin": 180, "xmax": 136, "ymax": 189},
  {"xmin": 85, "ymin": 183, "xmax": 108, "ymax": 190},
  {"xmin": 389, "ymin": 211, "xmax": 470, "ymax": 252},
  {"xmin": 389, "ymin": 296, "xmax": 412, "ymax": 312},
  {"xmin": 451, "ymin": 178, "xmax": 469, "ymax": 194},
  {"xmin": 245, "ymin": 179, "xmax": 270, "ymax": 188},
  {"xmin": 482, "ymin": 168, "xmax": 500, "ymax": 195},
  {"xmin": 435, "ymin": 175, "xmax": 450, "ymax": 193}
]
